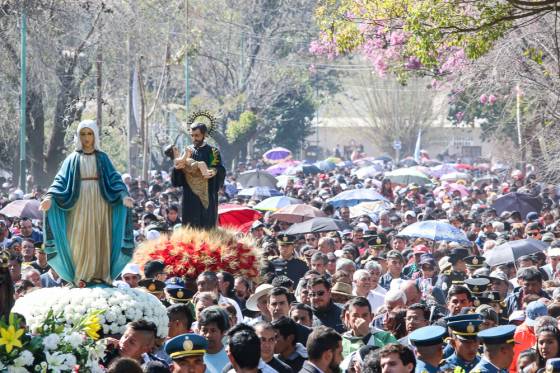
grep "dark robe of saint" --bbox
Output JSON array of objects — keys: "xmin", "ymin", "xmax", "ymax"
[{"xmin": 171, "ymin": 143, "xmax": 226, "ymax": 229}]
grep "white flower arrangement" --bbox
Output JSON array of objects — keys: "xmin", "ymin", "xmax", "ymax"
[{"xmin": 13, "ymin": 287, "xmax": 169, "ymax": 339}]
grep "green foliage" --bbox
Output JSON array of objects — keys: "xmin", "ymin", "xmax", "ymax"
[
  {"xmin": 255, "ymin": 85, "xmax": 316, "ymax": 153},
  {"xmin": 226, "ymin": 111, "xmax": 259, "ymax": 143},
  {"xmin": 315, "ymin": 0, "xmax": 527, "ymax": 73}
]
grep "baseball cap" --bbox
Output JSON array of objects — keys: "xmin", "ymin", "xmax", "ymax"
[
  {"xmin": 525, "ymin": 301, "xmax": 547, "ymax": 326},
  {"xmin": 404, "ymin": 210, "xmax": 416, "ymax": 218},
  {"xmin": 413, "ymin": 244, "xmax": 430, "ymax": 255},
  {"xmin": 121, "ymin": 263, "xmax": 141, "ymax": 276}
]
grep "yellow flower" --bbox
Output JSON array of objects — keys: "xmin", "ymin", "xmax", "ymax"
[
  {"xmin": 82, "ymin": 314, "xmax": 102, "ymax": 340},
  {"xmin": 0, "ymin": 325, "xmax": 24, "ymax": 353}
]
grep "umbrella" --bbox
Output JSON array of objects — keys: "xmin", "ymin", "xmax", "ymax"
[
  {"xmin": 398, "ymin": 220, "xmax": 470, "ymax": 244},
  {"xmin": 218, "ymin": 204, "xmax": 262, "ymax": 232},
  {"xmin": 265, "ymin": 160, "xmax": 300, "ymax": 176},
  {"xmin": 374, "ymin": 155, "xmax": 393, "ymax": 163},
  {"xmin": 398, "ymin": 158, "xmax": 418, "ymax": 167},
  {"xmin": 315, "ymin": 160, "xmax": 336, "ymax": 172},
  {"xmin": 327, "ymin": 188, "xmax": 388, "ymax": 208},
  {"xmin": 349, "ymin": 201, "xmax": 392, "ymax": 219},
  {"xmin": 237, "ymin": 170, "xmax": 278, "ymax": 188},
  {"xmin": 453, "ymin": 163, "xmax": 475, "ymax": 171},
  {"xmin": 275, "ymin": 175, "xmax": 295, "ymax": 189},
  {"xmin": 428, "ymin": 164, "xmax": 457, "ymax": 178},
  {"xmin": 474, "ymin": 176, "xmax": 499, "ymax": 187},
  {"xmin": 286, "ymin": 164, "xmax": 321, "ymax": 175},
  {"xmin": 0, "ymin": 199, "xmax": 42, "ymax": 220},
  {"xmin": 385, "ymin": 167, "xmax": 431, "ymax": 186},
  {"xmin": 283, "ymin": 217, "xmax": 351, "ymax": 234},
  {"xmin": 440, "ymin": 172, "xmax": 472, "ymax": 181},
  {"xmin": 434, "ymin": 183, "xmax": 470, "ymax": 197},
  {"xmin": 253, "ymin": 196, "xmax": 302, "ymax": 211},
  {"xmin": 325, "ymin": 157, "xmax": 343, "ymax": 164},
  {"xmin": 491, "ymin": 192, "xmax": 543, "ymax": 218},
  {"xmin": 238, "ymin": 187, "xmax": 283, "ymax": 200},
  {"xmin": 353, "ymin": 157, "xmax": 377, "ymax": 167},
  {"xmin": 263, "ymin": 147, "xmax": 292, "ymax": 164},
  {"xmin": 271, "ymin": 204, "xmax": 326, "ymax": 223},
  {"xmin": 484, "ymin": 239, "xmax": 548, "ymax": 266},
  {"xmin": 354, "ymin": 165, "xmax": 383, "ymax": 180}
]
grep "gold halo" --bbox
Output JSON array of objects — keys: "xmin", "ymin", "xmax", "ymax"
[{"xmin": 187, "ymin": 111, "xmax": 216, "ymax": 136}]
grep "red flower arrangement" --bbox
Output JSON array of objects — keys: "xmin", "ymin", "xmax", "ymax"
[{"xmin": 133, "ymin": 227, "xmax": 260, "ymax": 280}]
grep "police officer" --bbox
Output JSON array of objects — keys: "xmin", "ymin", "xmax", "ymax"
[
  {"xmin": 164, "ymin": 333, "xmax": 208, "ymax": 373},
  {"xmin": 436, "ymin": 248, "xmax": 469, "ymax": 296},
  {"xmin": 440, "ymin": 318, "xmax": 482, "ymax": 373},
  {"xmin": 408, "ymin": 325, "xmax": 447, "ymax": 373},
  {"xmin": 470, "ymin": 325, "xmax": 517, "ymax": 373},
  {"xmin": 138, "ymin": 278, "xmax": 167, "ymax": 301},
  {"xmin": 442, "ymin": 313, "xmax": 482, "ymax": 359},
  {"xmin": 464, "ymin": 255, "xmax": 486, "ymax": 277},
  {"xmin": 266, "ymin": 234, "xmax": 308, "ymax": 284},
  {"xmin": 465, "ymin": 278, "xmax": 491, "ymax": 307}
]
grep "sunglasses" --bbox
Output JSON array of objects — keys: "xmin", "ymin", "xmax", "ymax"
[
  {"xmin": 309, "ymin": 290, "xmax": 326, "ymax": 297},
  {"xmin": 527, "ymin": 231, "xmax": 541, "ymax": 236}
]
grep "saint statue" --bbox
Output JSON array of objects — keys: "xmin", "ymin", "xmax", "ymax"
[
  {"xmin": 168, "ymin": 121, "xmax": 225, "ymax": 229},
  {"xmin": 39, "ymin": 120, "xmax": 134, "ymax": 286}
]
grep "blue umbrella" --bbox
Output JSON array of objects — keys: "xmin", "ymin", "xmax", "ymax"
[
  {"xmin": 315, "ymin": 160, "xmax": 336, "ymax": 172},
  {"xmin": 398, "ymin": 220, "xmax": 469, "ymax": 244},
  {"xmin": 238, "ymin": 187, "xmax": 283, "ymax": 200},
  {"xmin": 253, "ymin": 196, "xmax": 302, "ymax": 211},
  {"xmin": 327, "ymin": 188, "xmax": 388, "ymax": 208}
]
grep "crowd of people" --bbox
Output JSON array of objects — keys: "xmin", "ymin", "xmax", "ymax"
[{"xmin": 4, "ymin": 155, "xmax": 560, "ymax": 373}]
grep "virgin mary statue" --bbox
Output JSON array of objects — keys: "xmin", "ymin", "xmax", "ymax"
[{"xmin": 40, "ymin": 120, "xmax": 134, "ymax": 286}]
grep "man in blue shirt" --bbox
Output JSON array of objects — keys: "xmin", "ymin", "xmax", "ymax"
[{"xmin": 408, "ymin": 325, "xmax": 446, "ymax": 373}]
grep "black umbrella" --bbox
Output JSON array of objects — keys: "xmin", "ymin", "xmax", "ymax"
[
  {"xmin": 237, "ymin": 170, "xmax": 278, "ymax": 188},
  {"xmin": 283, "ymin": 217, "xmax": 351, "ymax": 234},
  {"xmin": 473, "ymin": 175, "xmax": 499, "ymax": 187},
  {"xmin": 483, "ymin": 239, "xmax": 548, "ymax": 266},
  {"xmin": 491, "ymin": 192, "xmax": 543, "ymax": 218},
  {"xmin": 374, "ymin": 155, "xmax": 393, "ymax": 163}
]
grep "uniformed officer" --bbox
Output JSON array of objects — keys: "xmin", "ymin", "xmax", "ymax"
[
  {"xmin": 464, "ymin": 278, "xmax": 491, "ymax": 307},
  {"xmin": 436, "ymin": 248, "xmax": 469, "ymax": 296},
  {"xmin": 482, "ymin": 291, "xmax": 508, "ymax": 324},
  {"xmin": 266, "ymin": 233, "xmax": 308, "ymax": 284},
  {"xmin": 464, "ymin": 278, "xmax": 490, "ymax": 296},
  {"xmin": 442, "ymin": 313, "xmax": 482, "ymax": 359},
  {"xmin": 165, "ymin": 333, "xmax": 208, "ymax": 373},
  {"xmin": 138, "ymin": 278, "xmax": 166, "ymax": 301},
  {"xmin": 408, "ymin": 325, "xmax": 447, "ymax": 373},
  {"xmin": 165, "ymin": 277, "xmax": 195, "ymax": 308},
  {"xmin": 464, "ymin": 255, "xmax": 486, "ymax": 276},
  {"xmin": 359, "ymin": 233, "xmax": 388, "ymax": 266},
  {"xmin": 470, "ymin": 324, "xmax": 517, "ymax": 373},
  {"xmin": 440, "ymin": 318, "xmax": 482, "ymax": 373}
]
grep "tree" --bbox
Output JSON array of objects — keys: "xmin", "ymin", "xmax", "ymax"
[
  {"xmin": 311, "ymin": 0, "xmax": 559, "ymax": 79},
  {"xmin": 346, "ymin": 73, "xmax": 438, "ymax": 156}
]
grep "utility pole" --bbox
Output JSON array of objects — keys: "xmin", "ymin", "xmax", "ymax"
[
  {"xmin": 138, "ymin": 58, "xmax": 149, "ymax": 181},
  {"xmin": 19, "ymin": 5, "xmax": 27, "ymax": 193},
  {"xmin": 516, "ymin": 84, "xmax": 526, "ymax": 172},
  {"xmin": 184, "ymin": 0, "xmax": 190, "ymax": 114}
]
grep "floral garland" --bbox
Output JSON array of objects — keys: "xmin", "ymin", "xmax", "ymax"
[
  {"xmin": 12, "ymin": 287, "xmax": 169, "ymax": 340},
  {"xmin": 0, "ymin": 311, "xmax": 105, "ymax": 372},
  {"xmin": 133, "ymin": 227, "xmax": 260, "ymax": 279}
]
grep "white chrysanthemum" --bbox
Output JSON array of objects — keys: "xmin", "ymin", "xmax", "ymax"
[
  {"xmin": 13, "ymin": 287, "xmax": 169, "ymax": 337},
  {"xmin": 43, "ymin": 333, "xmax": 60, "ymax": 351},
  {"xmin": 63, "ymin": 332, "xmax": 83, "ymax": 349}
]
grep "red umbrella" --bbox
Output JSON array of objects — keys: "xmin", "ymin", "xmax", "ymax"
[
  {"xmin": 218, "ymin": 204, "xmax": 262, "ymax": 232},
  {"xmin": 270, "ymin": 204, "xmax": 326, "ymax": 223},
  {"xmin": 453, "ymin": 163, "xmax": 474, "ymax": 170}
]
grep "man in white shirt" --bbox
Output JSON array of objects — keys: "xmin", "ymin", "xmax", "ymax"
[{"xmin": 196, "ymin": 271, "xmax": 243, "ymax": 324}]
